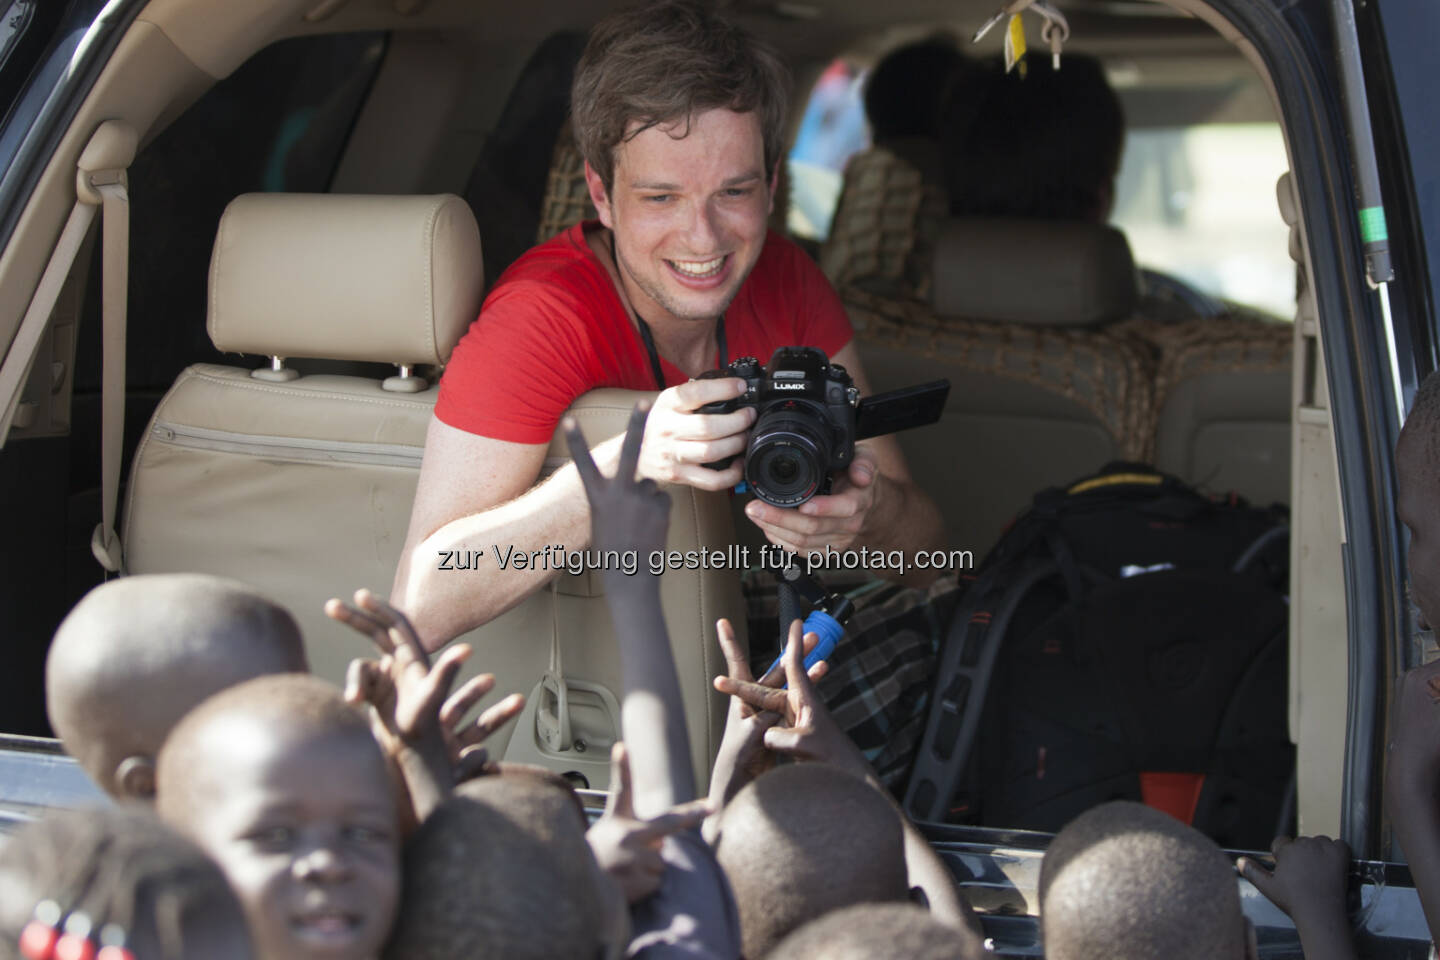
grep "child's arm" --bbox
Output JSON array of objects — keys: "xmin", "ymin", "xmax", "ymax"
[
  {"xmin": 564, "ymin": 404, "xmax": 692, "ymax": 815},
  {"xmin": 326, "ymin": 589, "xmax": 473, "ymax": 822},
  {"xmin": 706, "ymin": 618, "xmax": 831, "ymax": 830},
  {"xmin": 718, "ymin": 624, "xmax": 984, "ymax": 947},
  {"xmin": 1384, "ymin": 660, "xmax": 1440, "ymax": 941},
  {"xmin": 1238, "ymin": 836, "xmax": 1358, "ymax": 960},
  {"xmin": 589, "ymin": 742, "xmax": 713, "ymax": 904}
]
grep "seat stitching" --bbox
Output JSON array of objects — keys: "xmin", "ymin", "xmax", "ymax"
[{"xmin": 178, "ymin": 369, "xmax": 437, "ymax": 411}]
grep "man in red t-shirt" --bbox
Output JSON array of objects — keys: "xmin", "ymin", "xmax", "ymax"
[{"xmin": 394, "ymin": 1, "xmax": 944, "ymax": 648}]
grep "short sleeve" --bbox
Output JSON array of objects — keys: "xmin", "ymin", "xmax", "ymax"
[{"xmin": 435, "ymin": 279, "xmax": 608, "ymax": 444}]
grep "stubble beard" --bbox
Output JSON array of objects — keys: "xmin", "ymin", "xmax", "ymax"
[{"xmin": 614, "ymin": 238, "xmax": 744, "ymax": 324}]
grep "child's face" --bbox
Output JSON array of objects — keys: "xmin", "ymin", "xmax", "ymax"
[
  {"xmin": 1398, "ymin": 428, "xmax": 1440, "ymax": 631},
  {"xmin": 185, "ymin": 720, "xmax": 400, "ymax": 960}
]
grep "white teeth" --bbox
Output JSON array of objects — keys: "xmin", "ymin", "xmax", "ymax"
[{"xmin": 670, "ymin": 256, "xmax": 725, "ymax": 277}]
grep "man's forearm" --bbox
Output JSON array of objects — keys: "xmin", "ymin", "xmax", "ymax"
[{"xmin": 393, "ymin": 459, "xmax": 599, "ymax": 649}]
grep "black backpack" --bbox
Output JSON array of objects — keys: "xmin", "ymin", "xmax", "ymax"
[{"xmin": 902, "ymin": 464, "xmax": 1293, "ymax": 850}]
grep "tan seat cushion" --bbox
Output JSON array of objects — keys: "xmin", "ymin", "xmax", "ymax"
[{"xmin": 1141, "ymin": 314, "xmax": 1294, "ymax": 505}]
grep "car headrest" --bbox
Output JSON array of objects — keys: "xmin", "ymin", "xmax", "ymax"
[
  {"xmin": 208, "ymin": 193, "xmax": 483, "ymax": 365},
  {"xmin": 930, "ymin": 219, "xmax": 1138, "ymax": 326}
]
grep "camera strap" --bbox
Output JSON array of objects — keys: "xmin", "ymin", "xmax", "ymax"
[{"xmin": 607, "ymin": 232, "xmax": 727, "ymax": 390}]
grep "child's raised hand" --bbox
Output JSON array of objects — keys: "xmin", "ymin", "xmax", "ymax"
[
  {"xmin": 327, "ymin": 589, "xmax": 468, "ymax": 820},
  {"xmin": 1239, "ymin": 835, "xmax": 1351, "ymax": 920},
  {"xmin": 1239, "ymin": 835, "xmax": 1358, "ymax": 960},
  {"xmin": 713, "ymin": 618, "xmax": 865, "ymax": 777},
  {"xmin": 328, "ymin": 589, "xmax": 467, "ymax": 751},
  {"xmin": 588, "ymin": 742, "xmax": 712, "ymax": 904},
  {"xmin": 564, "ymin": 402, "xmax": 671, "ymax": 564},
  {"xmin": 439, "ymin": 672, "xmax": 526, "ymax": 782},
  {"xmin": 707, "ymin": 618, "xmax": 785, "ymax": 820}
]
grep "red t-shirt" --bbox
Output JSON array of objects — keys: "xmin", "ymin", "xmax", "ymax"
[{"xmin": 435, "ymin": 221, "xmax": 854, "ymax": 444}]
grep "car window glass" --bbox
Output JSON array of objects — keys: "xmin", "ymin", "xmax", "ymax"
[
  {"xmin": 0, "ymin": 0, "xmax": 66, "ymax": 129},
  {"xmin": 1111, "ymin": 123, "xmax": 1294, "ymax": 318},
  {"xmin": 787, "ymin": 58, "xmax": 868, "ymax": 241}
]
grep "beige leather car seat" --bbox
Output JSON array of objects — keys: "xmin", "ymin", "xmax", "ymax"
[
  {"xmin": 121, "ymin": 192, "xmax": 742, "ymax": 791},
  {"xmin": 1145, "ymin": 312, "xmax": 1293, "ymax": 506},
  {"xmin": 848, "ymin": 219, "xmax": 1152, "ymax": 556}
]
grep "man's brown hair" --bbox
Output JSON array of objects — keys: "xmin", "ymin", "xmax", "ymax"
[{"xmin": 571, "ymin": 0, "xmax": 790, "ymax": 193}]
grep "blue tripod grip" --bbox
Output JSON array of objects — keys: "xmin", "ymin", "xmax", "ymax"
[{"xmin": 765, "ymin": 609, "xmax": 845, "ymax": 681}]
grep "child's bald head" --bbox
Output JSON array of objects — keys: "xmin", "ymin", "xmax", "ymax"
[
  {"xmin": 1039, "ymin": 801, "xmax": 1253, "ymax": 960},
  {"xmin": 715, "ymin": 763, "xmax": 909, "ymax": 959},
  {"xmin": 157, "ymin": 674, "xmax": 399, "ymax": 960},
  {"xmin": 46, "ymin": 574, "xmax": 306, "ymax": 800},
  {"xmin": 384, "ymin": 773, "xmax": 615, "ymax": 960},
  {"xmin": 455, "ymin": 765, "xmax": 590, "ymax": 836},
  {"xmin": 768, "ymin": 902, "xmax": 977, "ymax": 959}
]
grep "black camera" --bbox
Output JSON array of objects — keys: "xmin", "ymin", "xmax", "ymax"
[{"xmin": 697, "ymin": 346, "xmax": 949, "ymax": 508}]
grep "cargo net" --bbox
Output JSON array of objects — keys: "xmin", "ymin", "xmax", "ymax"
[
  {"xmin": 1115, "ymin": 312, "xmax": 1294, "ymax": 416},
  {"xmin": 536, "ymin": 123, "xmax": 595, "ymax": 244},
  {"xmin": 842, "ymin": 286, "xmax": 1156, "ymax": 461},
  {"xmin": 820, "ymin": 147, "xmax": 947, "ymax": 302}
]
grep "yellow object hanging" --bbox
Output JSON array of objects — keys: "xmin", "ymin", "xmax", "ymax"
[{"xmin": 1004, "ymin": 13, "xmax": 1028, "ymax": 77}]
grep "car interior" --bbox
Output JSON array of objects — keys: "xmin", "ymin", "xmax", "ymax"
[{"xmin": 0, "ymin": 0, "xmax": 1357, "ymax": 875}]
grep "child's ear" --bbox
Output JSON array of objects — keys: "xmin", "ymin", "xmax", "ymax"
[
  {"xmin": 115, "ymin": 755, "xmax": 156, "ymax": 800},
  {"xmin": 1243, "ymin": 918, "xmax": 1259, "ymax": 960},
  {"xmin": 908, "ymin": 884, "xmax": 931, "ymax": 909}
]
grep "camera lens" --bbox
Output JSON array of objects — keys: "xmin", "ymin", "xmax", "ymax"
[
  {"xmin": 767, "ymin": 456, "xmax": 799, "ymax": 485},
  {"xmin": 746, "ymin": 407, "xmax": 831, "ymax": 507}
]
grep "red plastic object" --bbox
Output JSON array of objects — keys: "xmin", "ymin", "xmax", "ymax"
[{"xmin": 1139, "ymin": 771, "xmax": 1206, "ymax": 825}]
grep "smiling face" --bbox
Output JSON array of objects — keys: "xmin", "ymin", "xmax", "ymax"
[
  {"xmin": 176, "ymin": 716, "xmax": 400, "ymax": 960},
  {"xmin": 1398, "ymin": 425, "xmax": 1440, "ymax": 632},
  {"xmin": 587, "ymin": 107, "xmax": 775, "ymax": 328}
]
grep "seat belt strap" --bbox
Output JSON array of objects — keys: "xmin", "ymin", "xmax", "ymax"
[
  {"xmin": 0, "ymin": 201, "xmax": 97, "ymax": 440},
  {"xmin": 75, "ymin": 121, "xmax": 138, "ymax": 573},
  {"xmin": 89, "ymin": 176, "xmax": 128, "ymax": 572}
]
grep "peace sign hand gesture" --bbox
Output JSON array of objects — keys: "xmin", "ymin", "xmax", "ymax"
[{"xmin": 564, "ymin": 402, "xmax": 671, "ymax": 570}]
